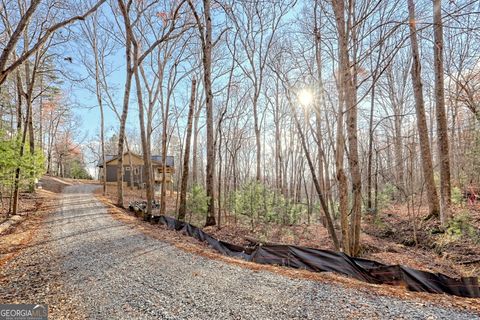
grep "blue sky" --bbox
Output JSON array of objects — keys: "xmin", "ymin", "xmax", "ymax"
[{"xmin": 64, "ymin": 46, "xmax": 139, "ymax": 142}]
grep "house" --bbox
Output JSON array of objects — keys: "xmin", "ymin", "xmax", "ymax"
[{"xmin": 98, "ymin": 151, "xmax": 174, "ymax": 195}]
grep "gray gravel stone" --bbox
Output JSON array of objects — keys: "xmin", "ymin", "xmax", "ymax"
[{"xmin": 1, "ymin": 184, "xmax": 479, "ymax": 319}]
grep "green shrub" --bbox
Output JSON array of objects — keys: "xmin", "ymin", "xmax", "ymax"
[
  {"xmin": 228, "ymin": 181, "xmax": 304, "ymax": 226},
  {"xmin": 0, "ymin": 131, "xmax": 45, "ymax": 191},
  {"xmin": 446, "ymin": 211, "xmax": 479, "ymax": 243},
  {"xmin": 377, "ymin": 183, "xmax": 395, "ymax": 211},
  {"xmin": 451, "ymin": 186, "xmax": 463, "ymax": 205},
  {"xmin": 69, "ymin": 159, "xmax": 92, "ymax": 179},
  {"xmin": 187, "ymin": 184, "xmax": 209, "ymax": 216},
  {"xmin": 231, "ymin": 181, "xmax": 271, "ymax": 227}
]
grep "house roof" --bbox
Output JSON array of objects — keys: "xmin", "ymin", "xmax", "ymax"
[
  {"xmin": 97, "ymin": 152, "xmax": 174, "ymax": 167},
  {"xmin": 97, "ymin": 155, "xmax": 117, "ymax": 167},
  {"xmin": 152, "ymin": 155, "xmax": 174, "ymax": 167}
]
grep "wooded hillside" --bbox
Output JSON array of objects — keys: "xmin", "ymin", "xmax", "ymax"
[{"xmin": 1, "ymin": 0, "xmax": 479, "ymax": 260}]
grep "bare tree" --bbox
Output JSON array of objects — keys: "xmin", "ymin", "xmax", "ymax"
[
  {"xmin": 224, "ymin": 0, "xmax": 293, "ymax": 182},
  {"xmin": 115, "ymin": 0, "xmax": 186, "ymax": 211},
  {"xmin": 187, "ymin": 0, "xmax": 216, "ymax": 226},
  {"xmin": 0, "ymin": 0, "xmax": 106, "ymax": 86},
  {"xmin": 433, "ymin": 0, "xmax": 451, "ymax": 224},
  {"xmin": 79, "ymin": 8, "xmax": 114, "ymax": 196},
  {"xmin": 331, "ymin": 0, "xmax": 362, "ymax": 255},
  {"xmin": 407, "ymin": 0, "xmax": 440, "ymax": 218},
  {"xmin": 178, "ymin": 78, "xmax": 196, "ymax": 220}
]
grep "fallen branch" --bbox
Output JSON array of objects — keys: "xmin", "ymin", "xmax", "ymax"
[{"xmin": 459, "ymin": 259, "xmax": 480, "ymax": 265}]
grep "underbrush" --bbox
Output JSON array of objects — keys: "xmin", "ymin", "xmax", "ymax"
[
  {"xmin": 0, "ymin": 191, "xmax": 41, "ymax": 218},
  {"xmin": 446, "ymin": 211, "xmax": 480, "ymax": 242},
  {"xmin": 110, "ymin": 182, "xmax": 480, "ymax": 278},
  {"xmin": 434, "ymin": 211, "xmax": 480, "ymax": 254}
]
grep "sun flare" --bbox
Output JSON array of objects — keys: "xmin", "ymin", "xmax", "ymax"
[{"xmin": 297, "ymin": 89, "xmax": 314, "ymax": 106}]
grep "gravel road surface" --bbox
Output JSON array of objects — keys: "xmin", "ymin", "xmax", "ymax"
[{"xmin": 1, "ymin": 184, "xmax": 479, "ymax": 319}]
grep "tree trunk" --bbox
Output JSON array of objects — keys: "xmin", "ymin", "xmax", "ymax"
[
  {"xmin": 393, "ymin": 109, "xmax": 405, "ymax": 199},
  {"xmin": 116, "ymin": 0, "xmax": 134, "ymax": 208},
  {"xmin": 12, "ymin": 84, "xmax": 32, "ymax": 215},
  {"xmin": 39, "ymin": 76, "xmax": 43, "ymax": 151},
  {"xmin": 131, "ymin": 39, "xmax": 154, "ymax": 216},
  {"xmin": 22, "ymin": 31, "xmax": 37, "ymax": 192},
  {"xmin": 253, "ymin": 92, "xmax": 262, "ymax": 182},
  {"xmin": 289, "ymin": 97, "xmax": 340, "ymax": 250},
  {"xmin": 367, "ymin": 84, "xmax": 375, "ymax": 211},
  {"xmin": 124, "ymin": 138, "xmax": 135, "ymax": 190},
  {"xmin": 93, "ymin": 30, "xmax": 107, "ymax": 196},
  {"xmin": 336, "ymin": 83, "xmax": 350, "ymax": 255},
  {"xmin": 433, "ymin": 0, "xmax": 451, "ymax": 224},
  {"xmin": 217, "ymin": 131, "xmax": 223, "ymax": 227},
  {"xmin": 159, "ymin": 93, "xmax": 171, "ymax": 216},
  {"xmin": 203, "ymin": 0, "xmax": 216, "ymax": 227},
  {"xmin": 407, "ymin": 0, "xmax": 440, "ymax": 218},
  {"xmin": 191, "ymin": 102, "xmax": 201, "ymax": 185},
  {"xmin": 313, "ymin": 2, "xmax": 327, "ymax": 214},
  {"xmin": 178, "ymin": 79, "xmax": 197, "ymax": 221},
  {"xmin": 331, "ymin": 0, "xmax": 362, "ymax": 256}
]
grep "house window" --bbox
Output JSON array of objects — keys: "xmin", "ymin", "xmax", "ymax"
[
  {"xmin": 134, "ymin": 167, "xmax": 139, "ymax": 175},
  {"xmin": 125, "ymin": 166, "xmax": 131, "ymax": 171}
]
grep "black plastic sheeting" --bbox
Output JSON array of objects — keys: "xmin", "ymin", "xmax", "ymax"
[{"xmin": 149, "ymin": 214, "xmax": 479, "ymax": 298}]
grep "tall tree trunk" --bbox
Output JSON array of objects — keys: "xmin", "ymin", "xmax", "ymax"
[
  {"xmin": 39, "ymin": 76, "xmax": 43, "ymax": 151},
  {"xmin": 178, "ymin": 79, "xmax": 197, "ymax": 221},
  {"xmin": 23, "ymin": 31, "xmax": 37, "ymax": 192},
  {"xmin": 124, "ymin": 138, "xmax": 134, "ymax": 190},
  {"xmin": 253, "ymin": 92, "xmax": 261, "ymax": 182},
  {"xmin": 12, "ymin": 86, "xmax": 32, "ymax": 215},
  {"xmin": 366, "ymin": 84, "xmax": 375, "ymax": 211},
  {"xmin": 27, "ymin": 88, "xmax": 35, "ymax": 192},
  {"xmin": 407, "ymin": 0, "xmax": 440, "ymax": 218},
  {"xmin": 332, "ymin": 0, "xmax": 362, "ymax": 256},
  {"xmin": 393, "ymin": 112, "xmax": 405, "ymax": 199},
  {"xmin": 202, "ymin": 0, "xmax": 216, "ymax": 226},
  {"xmin": 433, "ymin": 0, "xmax": 451, "ymax": 224},
  {"xmin": 217, "ymin": 131, "xmax": 223, "ymax": 227},
  {"xmin": 99, "ymin": 99, "xmax": 106, "ymax": 196},
  {"xmin": 288, "ymin": 96, "xmax": 340, "ymax": 250},
  {"xmin": 159, "ymin": 95, "xmax": 171, "ymax": 216},
  {"xmin": 191, "ymin": 102, "xmax": 201, "ymax": 185},
  {"xmin": 336, "ymin": 83, "xmax": 350, "ymax": 255},
  {"xmin": 134, "ymin": 83, "xmax": 153, "ymax": 215},
  {"xmin": 15, "ymin": 70, "xmax": 22, "ymax": 133},
  {"xmin": 116, "ymin": 0, "xmax": 133, "ymax": 208},
  {"xmin": 93, "ymin": 29, "xmax": 107, "ymax": 196},
  {"xmin": 11, "ymin": 70, "xmax": 23, "ymax": 216},
  {"xmin": 313, "ymin": 1, "xmax": 327, "ymax": 210},
  {"xmin": 27, "ymin": 99, "xmax": 34, "ymax": 154},
  {"xmin": 273, "ymin": 78, "xmax": 283, "ymax": 192},
  {"xmin": 131, "ymin": 41, "xmax": 154, "ymax": 216}
]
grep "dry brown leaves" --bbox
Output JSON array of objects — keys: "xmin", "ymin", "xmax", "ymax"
[{"xmin": 0, "ymin": 189, "xmax": 61, "ymax": 270}]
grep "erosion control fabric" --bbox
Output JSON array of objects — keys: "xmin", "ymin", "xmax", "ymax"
[{"xmin": 147, "ymin": 214, "xmax": 479, "ymax": 298}]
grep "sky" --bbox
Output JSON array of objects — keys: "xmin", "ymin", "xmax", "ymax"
[
  {"xmin": 66, "ymin": 51, "xmax": 131, "ymax": 136},
  {"xmin": 59, "ymin": 42, "xmax": 135, "ymax": 174}
]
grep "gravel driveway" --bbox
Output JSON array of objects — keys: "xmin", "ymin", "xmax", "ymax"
[{"xmin": 1, "ymin": 184, "xmax": 479, "ymax": 319}]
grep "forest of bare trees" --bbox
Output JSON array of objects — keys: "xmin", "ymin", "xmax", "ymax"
[{"xmin": 1, "ymin": 0, "xmax": 480, "ymax": 256}]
